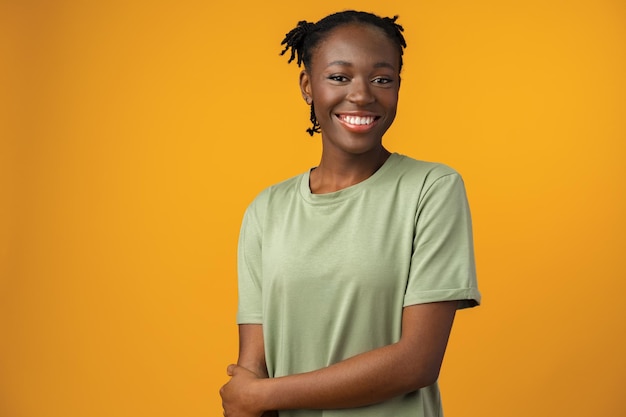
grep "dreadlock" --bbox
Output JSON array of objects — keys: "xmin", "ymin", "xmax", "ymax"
[{"xmin": 280, "ymin": 10, "xmax": 407, "ymax": 136}]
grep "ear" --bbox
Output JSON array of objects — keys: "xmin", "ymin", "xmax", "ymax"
[{"xmin": 299, "ymin": 69, "xmax": 312, "ymax": 104}]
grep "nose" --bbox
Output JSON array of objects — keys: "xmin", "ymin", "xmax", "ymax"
[{"xmin": 347, "ymin": 78, "xmax": 375, "ymax": 105}]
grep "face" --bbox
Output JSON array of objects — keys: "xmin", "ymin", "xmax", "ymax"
[{"xmin": 300, "ymin": 24, "xmax": 401, "ymax": 156}]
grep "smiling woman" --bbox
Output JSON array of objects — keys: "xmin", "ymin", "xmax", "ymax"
[
  {"xmin": 219, "ymin": 10, "xmax": 480, "ymax": 417},
  {"xmin": 299, "ymin": 24, "xmax": 400, "ymax": 165}
]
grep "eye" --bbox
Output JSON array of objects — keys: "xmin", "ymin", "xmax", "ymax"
[
  {"xmin": 372, "ymin": 77, "xmax": 393, "ymax": 85},
  {"xmin": 328, "ymin": 74, "xmax": 349, "ymax": 82}
]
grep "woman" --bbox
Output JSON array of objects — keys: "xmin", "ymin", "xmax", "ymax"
[{"xmin": 220, "ymin": 10, "xmax": 480, "ymax": 417}]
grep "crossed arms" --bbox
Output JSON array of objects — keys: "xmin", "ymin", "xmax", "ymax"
[{"xmin": 220, "ymin": 300, "xmax": 457, "ymax": 417}]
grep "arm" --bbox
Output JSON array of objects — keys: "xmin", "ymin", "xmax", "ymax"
[
  {"xmin": 221, "ymin": 324, "xmax": 277, "ymax": 417},
  {"xmin": 236, "ymin": 324, "xmax": 269, "ymax": 379},
  {"xmin": 221, "ymin": 301, "xmax": 457, "ymax": 415}
]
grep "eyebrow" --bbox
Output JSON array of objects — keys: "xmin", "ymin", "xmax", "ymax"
[{"xmin": 326, "ymin": 60, "xmax": 396, "ymax": 70}]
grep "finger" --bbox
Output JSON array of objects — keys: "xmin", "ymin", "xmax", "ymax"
[{"xmin": 226, "ymin": 364, "xmax": 237, "ymax": 376}]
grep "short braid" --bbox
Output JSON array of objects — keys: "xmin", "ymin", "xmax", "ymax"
[
  {"xmin": 280, "ymin": 20, "xmax": 316, "ymax": 67},
  {"xmin": 280, "ymin": 10, "xmax": 407, "ymax": 135},
  {"xmin": 306, "ymin": 103, "xmax": 321, "ymax": 136}
]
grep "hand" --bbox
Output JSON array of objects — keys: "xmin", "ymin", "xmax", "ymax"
[{"xmin": 220, "ymin": 364, "xmax": 266, "ymax": 417}]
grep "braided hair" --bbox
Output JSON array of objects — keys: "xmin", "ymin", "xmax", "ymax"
[{"xmin": 280, "ymin": 10, "xmax": 407, "ymax": 136}]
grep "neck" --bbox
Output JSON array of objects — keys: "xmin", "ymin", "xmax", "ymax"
[{"xmin": 309, "ymin": 146, "xmax": 391, "ymax": 194}]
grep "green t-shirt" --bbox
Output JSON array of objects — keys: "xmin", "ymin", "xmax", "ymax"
[{"xmin": 237, "ymin": 153, "xmax": 480, "ymax": 417}]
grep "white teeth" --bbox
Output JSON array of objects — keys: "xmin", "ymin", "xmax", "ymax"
[{"xmin": 342, "ymin": 115, "xmax": 375, "ymax": 125}]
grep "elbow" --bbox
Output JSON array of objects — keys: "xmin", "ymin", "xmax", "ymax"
[
  {"xmin": 420, "ymin": 368, "xmax": 441, "ymax": 388},
  {"xmin": 405, "ymin": 365, "xmax": 442, "ymax": 391}
]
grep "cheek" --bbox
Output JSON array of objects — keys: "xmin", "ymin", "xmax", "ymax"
[
  {"xmin": 380, "ymin": 90, "xmax": 399, "ymax": 110},
  {"xmin": 314, "ymin": 85, "xmax": 340, "ymax": 102},
  {"xmin": 312, "ymin": 89, "xmax": 343, "ymax": 115}
]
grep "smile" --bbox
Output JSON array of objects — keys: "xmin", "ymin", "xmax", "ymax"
[{"xmin": 337, "ymin": 114, "xmax": 378, "ymax": 126}]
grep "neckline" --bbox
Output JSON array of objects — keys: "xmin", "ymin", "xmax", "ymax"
[{"xmin": 299, "ymin": 153, "xmax": 401, "ymax": 205}]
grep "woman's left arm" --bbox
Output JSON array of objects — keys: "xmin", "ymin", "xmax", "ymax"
[{"xmin": 220, "ymin": 300, "xmax": 457, "ymax": 416}]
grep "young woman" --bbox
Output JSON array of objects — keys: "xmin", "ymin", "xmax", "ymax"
[{"xmin": 220, "ymin": 10, "xmax": 480, "ymax": 417}]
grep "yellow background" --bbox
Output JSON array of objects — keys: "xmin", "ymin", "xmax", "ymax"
[{"xmin": 1, "ymin": 0, "xmax": 625, "ymax": 416}]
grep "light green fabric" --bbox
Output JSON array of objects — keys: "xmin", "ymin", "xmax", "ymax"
[{"xmin": 236, "ymin": 153, "xmax": 480, "ymax": 417}]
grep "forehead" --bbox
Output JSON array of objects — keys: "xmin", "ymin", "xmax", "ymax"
[{"xmin": 311, "ymin": 24, "xmax": 400, "ymax": 70}]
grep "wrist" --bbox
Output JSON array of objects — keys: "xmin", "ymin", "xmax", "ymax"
[{"xmin": 254, "ymin": 376, "xmax": 276, "ymax": 411}]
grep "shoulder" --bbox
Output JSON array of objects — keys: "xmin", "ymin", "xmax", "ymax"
[
  {"xmin": 243, "ymin": 171, "xmax": 307, "ymax": 217},
  {"xmin": 387, "ymin": 153, "xmax": 464, "ymax": 190}
]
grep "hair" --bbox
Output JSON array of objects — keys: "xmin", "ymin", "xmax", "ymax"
[{"xmin": 280, "ymin": 10, "xmax": 407, "ymax": 136}]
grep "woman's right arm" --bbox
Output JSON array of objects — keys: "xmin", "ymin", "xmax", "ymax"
[
  {"xmin": 233, "ymin": 324, "xmax": 277, "ymax": 417},
  {"xmin": 237, "ymin": 324, "xmax": 267, "ymax": 378}
]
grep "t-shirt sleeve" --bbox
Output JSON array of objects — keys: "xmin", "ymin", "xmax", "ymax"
[
  {"xmin": 403, "ymin": 172, "xmax": 481, "ymax": 309},
  {"xmin": 236, "ymin": 195, "xmax": 265, "ymax": 324}
]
